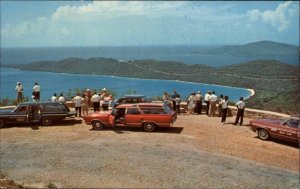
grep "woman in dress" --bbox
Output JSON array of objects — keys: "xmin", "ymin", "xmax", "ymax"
[{"xmin": 187, "ymin": 92, "xmax": 195, "ymax": 114}]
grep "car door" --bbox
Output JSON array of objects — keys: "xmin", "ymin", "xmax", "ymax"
[
  {"xmin": 28, "ymin": 104, "xmax": 42, "ymax": 123},
  {"xmin": 7, "ymin": 105, "xmax": 29, "ymax": 124},
  {"xmin": 125, "ymin": 107, "xmax": 142, "ymax": 127},
  {"xmin": 279, "ymin": 118, "xmax": 300, "ymax": 143},
  {"xmin": 108, "ymin": 110, "xmax": 116, "ymax": 126}
]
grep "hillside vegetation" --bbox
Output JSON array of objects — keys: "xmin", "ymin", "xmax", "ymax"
[{"xmin": 3, "ymin": 57, "xmax": 299, "ymax": 114}]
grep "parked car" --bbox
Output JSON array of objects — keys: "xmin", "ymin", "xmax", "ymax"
[
  {"xmin": 249, "ymin": 116, "xmax": 300, "ymax": 144},
  {"xmin": 113, "ymin": 95, "xmax": 150, "ymax": 108},
  {"xmin": 0, "ymin": 101, "xmax": 76, "ymax": 127},
  {"xmin": 83, "ymin": 103, "xmax": 177, "ymax": 132}
]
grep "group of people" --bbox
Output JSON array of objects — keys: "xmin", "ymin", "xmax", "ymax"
[
  {"xmin": 163, "ymin": 89, "xmax": 246, "ymax": 125},
  {"xmin": 15, "ymin": 82, "xmax": 245, "ymax": 124},
  {"xmin": 50, "ymin": 88, "xmax": 113, "ymax": 117},
  {"xmin": 15, "ymin": 82, "xmax": 41, "ymax": 103}
]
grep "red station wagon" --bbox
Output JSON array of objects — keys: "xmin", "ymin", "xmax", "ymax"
[
  {"xmin": 83, "ymin": 103, "xmax": 177, "ymax": 132},
  {"xmin": 249, "ymin": 116, "xmax": 300, "ymax": 144}
]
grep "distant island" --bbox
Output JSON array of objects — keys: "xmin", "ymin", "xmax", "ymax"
[
  {"xmin": 3, "ymin": 57, "xmax": 299, "ymax": 114},
  {"xmin": 195, "ymin": 40, "xmax": 299, "ymax": 57}
]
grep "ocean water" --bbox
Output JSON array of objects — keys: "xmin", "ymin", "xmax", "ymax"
[
  {"xmin": 0, "ymin": 68, "xmax": 252, "ymax": 102},
  {"xmin": 1, "ymin": 46, "xmax": 298, "ymax": 67}
]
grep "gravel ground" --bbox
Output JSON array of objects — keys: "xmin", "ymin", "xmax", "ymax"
[{"xmin": 0, "ymin": 113, "xmax": 299, "ymax": 188}]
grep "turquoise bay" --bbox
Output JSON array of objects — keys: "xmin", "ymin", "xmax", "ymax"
[{"xmin": 1, "ymin": 68, "xmax": 252, "ymax": 102}]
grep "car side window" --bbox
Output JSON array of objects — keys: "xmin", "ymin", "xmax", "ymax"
[
  {"xmin": 41, "ymin": 104, "xmax": 66, "ymax": 113},
  {"xmin": 15, "ymin": 105, "xmax": 29, "ymax": 114},
  {"xmin": 140, "ymin": 107, "xmax": 167, "ymax": 114},
  {"xmin": 127, "ymin": 108, "xmax": 141, "ymax": 115},
  {"xmin": 286, "ymin": 119, "xmax": 300, "ymax": 128}
]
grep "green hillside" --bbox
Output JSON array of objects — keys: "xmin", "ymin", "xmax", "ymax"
[{"xmin": 3, "ymin": 58, "xmax": 299, "ymax": 114}]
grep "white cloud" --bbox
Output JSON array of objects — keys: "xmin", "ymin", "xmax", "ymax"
[
  {"xmin": 1, "ymin": 1, "xmax": 298, "ymax": 47},
  {"xmin": 247, "ymin": 1, "xmax": 296, "ymax": 32}
]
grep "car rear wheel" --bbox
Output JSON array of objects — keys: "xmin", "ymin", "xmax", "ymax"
[
  {"xmin": 42, "ymin": 118, "xmax": 52, "ymax": 126},
  {"xmin": 258, "ymin": 129, "xmax": 269, "ymax": 140},
  {"xmin": 143, "ymin": 122, "xmax": 156, "ymax": 132},
  {"xmin": 0, "ymin": 119, "xmax": 4, "ymax": 128},
  {"xmin": 92, "ymin": 121, "xmax": 104, "ymax": 130}
]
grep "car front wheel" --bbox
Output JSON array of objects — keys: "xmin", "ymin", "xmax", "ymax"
[
  {"xmin": 92, "ymin": 121, "xmax": 104, "ymax": 130},
  {"xmin": 42, "ymin": 118, "xmax": 52, "ymax": 126},
  {"xmin": 0, "ymin": 119, "xmax": 4, "ymax": 128},
  {"xmin": 258, "ymin": 129, "xmax": 269, "ymax": 140},
  {"xmin": 143, "ymin": 122, "xmax": 156, "ymax": 132}
]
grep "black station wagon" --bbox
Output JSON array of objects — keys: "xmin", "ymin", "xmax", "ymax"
[{"xmin": 0, "ymin": 101, "xmax": 76, "ymax": 127}]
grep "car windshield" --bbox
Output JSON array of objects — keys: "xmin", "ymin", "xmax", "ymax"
[{"xmin": 282, "ymin": 118, "xmax": 300, "ymax": 128}]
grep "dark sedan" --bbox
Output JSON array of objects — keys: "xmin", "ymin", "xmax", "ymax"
[{"xmin": 0, "ymin": 101, "xmax": 76, "ymax": 127}]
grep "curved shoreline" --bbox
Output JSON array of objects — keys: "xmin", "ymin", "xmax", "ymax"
[
  {"xmin": 2, "ymin": 67, "xmax": 254, "ymax": 101},
  {"xmin": 43, "ymin": 69, "xmax": 254, "ymax": 95}
]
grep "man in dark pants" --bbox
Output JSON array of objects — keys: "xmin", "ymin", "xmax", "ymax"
[
  {"xmin": 204, "ymin": 91, "xmax": 211, "ymax": 115},
  {"xmin": 234, "ymin": 97, "xmax": 245, "ymax": 125}
]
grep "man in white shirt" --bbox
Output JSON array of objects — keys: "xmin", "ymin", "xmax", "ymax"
[
  {"xmin": 51, "ymin": 93, "xmax": 58, "ymax": 102},
  {"xmin": 73, "ymin": 93, "xmax": 83, "ymax": 117},
  {"xmin": 32, "ymin": 82, "xmax": 41, "ymax": 101},
  {"xmin": 15, "ymin": 82, "xmax": 23, "ymax": 104},
  {"xmin": 234, "ymin": 97, "xmax": 246, "ymax": 125},
  {"xmin": 204, "ymin": 91, "xmax": 211, "ymax": 115},
  {"xmin": 91, "ymin": 92, "xmax": 100, "ymax": 112},
  {"xmin": 58, "ymin": 94, "xmax": 66, "ymax": 103},
  {"xmin": 209, "ymin": 91, "xmax": 218, "ymax": 116}
]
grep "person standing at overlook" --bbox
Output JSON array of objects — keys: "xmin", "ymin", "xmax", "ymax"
[
  {"xmin": 171, "ymin": 90, "xmax": 179, "ymax": 111},
  {"xmin": 58, "ymin": 93, "xmax": 66, "ymax": 103},
  {"xmin": 73, "ymin": 93, "xmax": 83, "ymax": 117},
  {"xmin": 32, "ymin": 82, "xmax": 41, "ymax": 101},
  {"xmin": 209, "ymin": 91, "xmax": 218, "ymax": 116},
  {"xmin": 91, "ymin": 92, "xmax": 100, "ymax": 112},
  {"xmin": 15, "ymin": 82, "xmax": 23, "ymax": 104},
  {"xmin": 162, "ymin": 92, "xmax": 169, "ymax": 105},
  {"xmin": 234, "ymin": 97, "xmax": 246, "ymax": 126},
  {"xmin": 195, "ymin": 91, "xmax": 202, "ymax": 114},
  {"xmin": 187, "ymin": 92, "xmax": 195, "ymax": 114},
  {"xmin": 220, "ymin": 96, "xmax": 229, "ymax": 124},
  {"xmin": 51, "ymin": 93, "xmax": 58, "ymax": 102},
  {"xmin": 204, "ymin": 91, "xmax": 211, "ymax": 115}
]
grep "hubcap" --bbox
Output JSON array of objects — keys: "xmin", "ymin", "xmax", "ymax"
[
  {"xmin": 146, "ymin": 124, "xmax": 152, "ymax": 130},
  {"xmin": 259, "ymin": 130, "xmax": 268, "ymax": 138}
]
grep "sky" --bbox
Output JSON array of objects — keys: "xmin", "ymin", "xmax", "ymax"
[{"xmin": 1, "ymin": 1, "xmax": 299, "ymax": 47}]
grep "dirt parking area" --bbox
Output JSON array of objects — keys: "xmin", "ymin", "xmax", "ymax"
[{"xmin": 0, "ymin": 113, "xmax": 299, "ymax": 188}]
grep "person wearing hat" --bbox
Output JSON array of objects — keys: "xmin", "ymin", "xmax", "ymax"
[
  {"xmin": 32, "ymin": 82, "xmax": 41, "ymax": 101},
  {"xmin": 15, "ymin": 82, "xmax": 23, "ymax": 104},
  {"xmin": 195, "ymin": 91, "xmax": 203, "ymax": 114}
]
